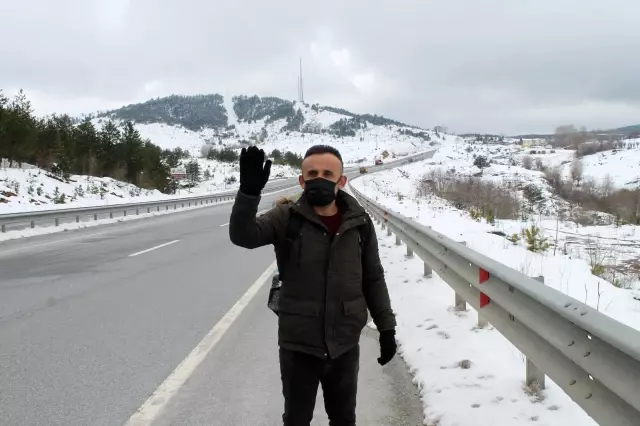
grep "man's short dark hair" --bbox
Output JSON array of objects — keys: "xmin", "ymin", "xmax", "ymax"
[{"xmin": 304, "ymin": 145, "xmax": 343, "ymax": 164}]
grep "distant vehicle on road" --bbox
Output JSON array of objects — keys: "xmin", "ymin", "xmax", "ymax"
[
  {"xmin": 375, "ymin": 159, "xmax": 383, "ymax": 166},
  {"xmin": 359, "ymin": 167, "xmax": 368, "ymax": 174}
]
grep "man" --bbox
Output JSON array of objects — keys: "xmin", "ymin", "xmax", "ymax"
[{"xmin": 229, "ymin": 144, "xmax": 397, "ymax": 426}]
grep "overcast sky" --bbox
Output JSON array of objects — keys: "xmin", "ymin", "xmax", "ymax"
[{"xmin": 1, "ymin": 0, "xmax": 639, "ymax": 135}]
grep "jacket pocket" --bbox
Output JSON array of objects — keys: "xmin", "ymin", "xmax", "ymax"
[
  {"xmin": 277, "ymin": 298, "xmax": 324, "ymax": 351},
  {"xmin": 335, "ymin": 297, "xmax": 368, "ymax": 346}
]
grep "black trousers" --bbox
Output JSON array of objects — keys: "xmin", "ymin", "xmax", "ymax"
[{"xmin": 279, "ymin": 344, "xmax": 360, "ymax": 426}]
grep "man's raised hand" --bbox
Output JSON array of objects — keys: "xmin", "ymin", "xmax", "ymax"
[{"xmin": 239, "ymin": 146, "xmax": 272, "ymax": 196}]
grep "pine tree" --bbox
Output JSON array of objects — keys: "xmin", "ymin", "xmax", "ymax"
[
  {"xmin": 185, "ymin": 160, "xmax": 201, "ymax": 185},
  {"xmin": 120, "ymin": 121, "xmax": 144, "ymax": 184},
  {"xmin": 97, "ymin": 120, "xmax": 121, "ymax": 176}
]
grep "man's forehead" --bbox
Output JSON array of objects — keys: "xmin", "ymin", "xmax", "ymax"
[{"xmin": 302, "ymin": 153, "xmax": 342, "ymax": 172}]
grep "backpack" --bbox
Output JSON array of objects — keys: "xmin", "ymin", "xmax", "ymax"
[{"xmin": 267, "ymin": 211, "xmax": 372, "ymax": 316}]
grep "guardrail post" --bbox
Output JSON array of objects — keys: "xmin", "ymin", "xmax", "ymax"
[
  {"xmin": 31, "ymin": 220, "xmax": 35, "ymax": 229},
  {"xmin": 1, "ymin": 224, "xmax": 5, "ymax": 233},
  {"xmin": 188, "ymin": 201, "xmax": 191, "ymax": 207},
  {"xmin": 147, "ymin": 207, "xmax": 151, "ymax": 213},
  {"xmin": 109, "ymin": 212, "xmax": 113, "ymax": 219},
  {"xmin": 387, "ymin": 226, "xmax": 392, "ymax": 236},
  {"xmin": 55, "ymin": 218, "xmax": 59, "ymax": 227},
  {"xmin": 94, "ymin": 214, "xmax": 98, "ymax": 221},
  {"xmin": 76, "ymin": 215, "xmax": 80, "ymax": 223},
  {"xmin": 395, "ymin": 235, "xmax": 401, "ymax": 246},
  {"xmin": 424, "ymin": 262, "xmax": 432, "ymax": 278},
  {"xmin": 455, "ymin": 241, "xmax": 467, "ymax": 311},
  {"xmin": 525, "ymin": 276, "xmax": 546, "ymax": 389},
  {"xmin": 124, "ymin": 210, "xmax": 127, "ymax": 216},
  {"xmin": 182, "ymin": 203, "xmax": 185, "ymax": 208},
  {"xmin": 136, "ymin": 208, "xmax": 139, "ymax": 215},
  {"xmin": 406, "ymin": 244, "xmax": 413, "ymax": 258}
]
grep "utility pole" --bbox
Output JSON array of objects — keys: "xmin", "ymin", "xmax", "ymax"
[{"xmin": 299, "ymin": 57, "xmax": 304, "ymax": 103}]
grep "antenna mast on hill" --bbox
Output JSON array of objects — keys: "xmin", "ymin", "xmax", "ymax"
[{"xmin": 298, "ymin": 57, "xmax": 305, "ymax": 103}]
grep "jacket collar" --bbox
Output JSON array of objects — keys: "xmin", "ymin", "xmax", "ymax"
[{"xmin": 292, "ymin": 189, "xmax": 365, "ymax": 225}]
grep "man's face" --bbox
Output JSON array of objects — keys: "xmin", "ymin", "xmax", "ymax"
[{"xmin": 298, "ymin": 153, "xmax": 347, "ymax": 191}]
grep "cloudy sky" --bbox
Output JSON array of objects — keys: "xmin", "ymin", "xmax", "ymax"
[{"xmin": 1, "ymin": 0, "xmax": 639, "ymax": 135}]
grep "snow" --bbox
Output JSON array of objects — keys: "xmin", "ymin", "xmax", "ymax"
[
  {"xmin": 0, "ymin": 163, "xmax": 168, "ymax": 214},
  {"xmin": 457, "ymin": 138, "xmax": 640, "ymax": 189},
  {"xmin": 3, "ymin": 100, "xmax": 445, "ymax": 213},
  {"xmin": 0, "ymin": 200, "xmax": 217, "ymax": 243},
  {"xmin": 348, "ymin": 139, "xmax": 640, "ymax": 425},
  {"xmin": 562, "ymin": 141, "xmax": 640, "ymax": 188},
  {"xmin": 374, "ymin": 231, "xmax": 598, "ymax": 425},
  {"xmin": 92, "ymin": 100, "xmax": 446, "ymax": 166},
  {"xmin": 352, "ymin": 152, "xmax": 640, "ymax": 329}
]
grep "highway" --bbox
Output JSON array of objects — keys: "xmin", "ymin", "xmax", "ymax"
[{"xmin": 0, "ymin": 173, "xmax": 425, "ymax": 425}]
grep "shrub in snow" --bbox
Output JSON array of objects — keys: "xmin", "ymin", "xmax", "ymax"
[
  {"xmin": 53, "ymin": 187, "xmax": 66, "ymax": 204},
  {"xmin": 524, "ymin": 225, "xmax": 549, "ymax": 252},
  {"xmin": 535, "ymin": 158, "xmax": 544, "ymax": 170},
  {"xmin": 473, "ymin": 155, "xmax": 490, "ymax": 174},
  {"xmin": 507, "ymin": 233, "xmax": 520, "ymax": 245}
]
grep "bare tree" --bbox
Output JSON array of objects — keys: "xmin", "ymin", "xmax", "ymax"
[
  {"xmin": 600, "ymin": 173, "xmax": 614, "ymax": 198},
  {"xmin": 570, "ymin": 158, "xmax": 583, "ymax": 185},
  {"xmin": 554, "ymin": 124, "xmax": 578, "ymax": 147},
  {"xmin": 522, "ymin": 155, "xmax": 533, "ymax": 170}
]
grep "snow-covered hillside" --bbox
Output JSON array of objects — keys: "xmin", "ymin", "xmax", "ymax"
[
  {"xmin": 0, "ymin": 159, "xmax": 298, "ymax": 213},
  {"xmin": 488, "ymin": 138, "xmax": 640, "ymax": 189},
  {"xmin": 3, "ymin": 94, "xmax": 445, "ymax": 213},
  {"xmin": 92, "ymin": 99, "xmax": 444, "ymax": 165},
  {"xmin": 353, "ymin": 140, "xmax": 640, "ymax": 312},
  {"xmin": 0, "ymin": 160, "xmax": 167, "ymax": 213},
  {"xmin": 351, "ymin": 139, "xmax": 640, "ymax": 426}
]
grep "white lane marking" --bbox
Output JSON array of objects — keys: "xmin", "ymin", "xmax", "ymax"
[
  {"xmin": 219, "ymin": 209, "xmax": 269, "ymax": 227},
  {"xmin": 0, "ymin": 232, "xmax": 107, "ymax": 255},
  {"xmin": 128, "ymin": 240, "xmax": 180, "ymax": 257},
  {"xmin": 123, "ymin": 260, "xmax": 278, "ymax": 426}
]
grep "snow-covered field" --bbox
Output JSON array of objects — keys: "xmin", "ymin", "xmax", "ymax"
[
  {"xmin": 371, "ymin": 229, "xmax": 598, "ymax": 426},
  {"xmin": 501, "ymin": 139, "xmax": 640, "ymax": 189},
  {"xmin": 353, "ymin": 140, "xmax": 640, "ymax": 425}
]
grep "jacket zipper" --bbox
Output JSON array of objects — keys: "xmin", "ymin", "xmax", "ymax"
[{"xmin": 323, "ymin": 213, "xmax": 365, "ymax": 358}]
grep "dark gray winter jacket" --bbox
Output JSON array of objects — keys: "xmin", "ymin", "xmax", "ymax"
[{"xmin": 229, "ymin": 189, "xmax": 396, "ymax": 360}]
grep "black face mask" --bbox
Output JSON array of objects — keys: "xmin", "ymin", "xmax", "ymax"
[{"xmin": 304, "ymin": 177, "xmax": 339, "ymax": 207}]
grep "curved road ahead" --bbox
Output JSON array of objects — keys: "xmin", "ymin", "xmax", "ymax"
[{"xmin": 0, "ymin": 166, "xmax": 428, "ymax": 425}]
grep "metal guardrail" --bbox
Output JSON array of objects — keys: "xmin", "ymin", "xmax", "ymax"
[
  {"xmin": 349, "ymin": 184, "xmax": 640, "ymax": 426},
  {"xmin": 0, "ymin": 179, "xmax": 298, "ymax": 233}
]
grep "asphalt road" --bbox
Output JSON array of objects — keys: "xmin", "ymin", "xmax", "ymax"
[{"xmin": 0, "ymin": 177, "xmax": 426, "ymax": 425}]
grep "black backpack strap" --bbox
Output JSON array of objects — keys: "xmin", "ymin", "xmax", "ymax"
[
  {"xmin": 357, "ymin": 213, "xmax": 372, "ymax": 247},
  {"xmin": 278, "ymin": 212, "xmax": 304, "ymax": 281}
]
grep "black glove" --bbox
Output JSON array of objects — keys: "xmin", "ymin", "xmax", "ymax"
[
  {"xmin": 377, "ymin": 329, "xmax": 397, "ymax": 366},
  {"xmin": 239, "ymin": 146, "xmax": 272, "ymax": 196}
]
